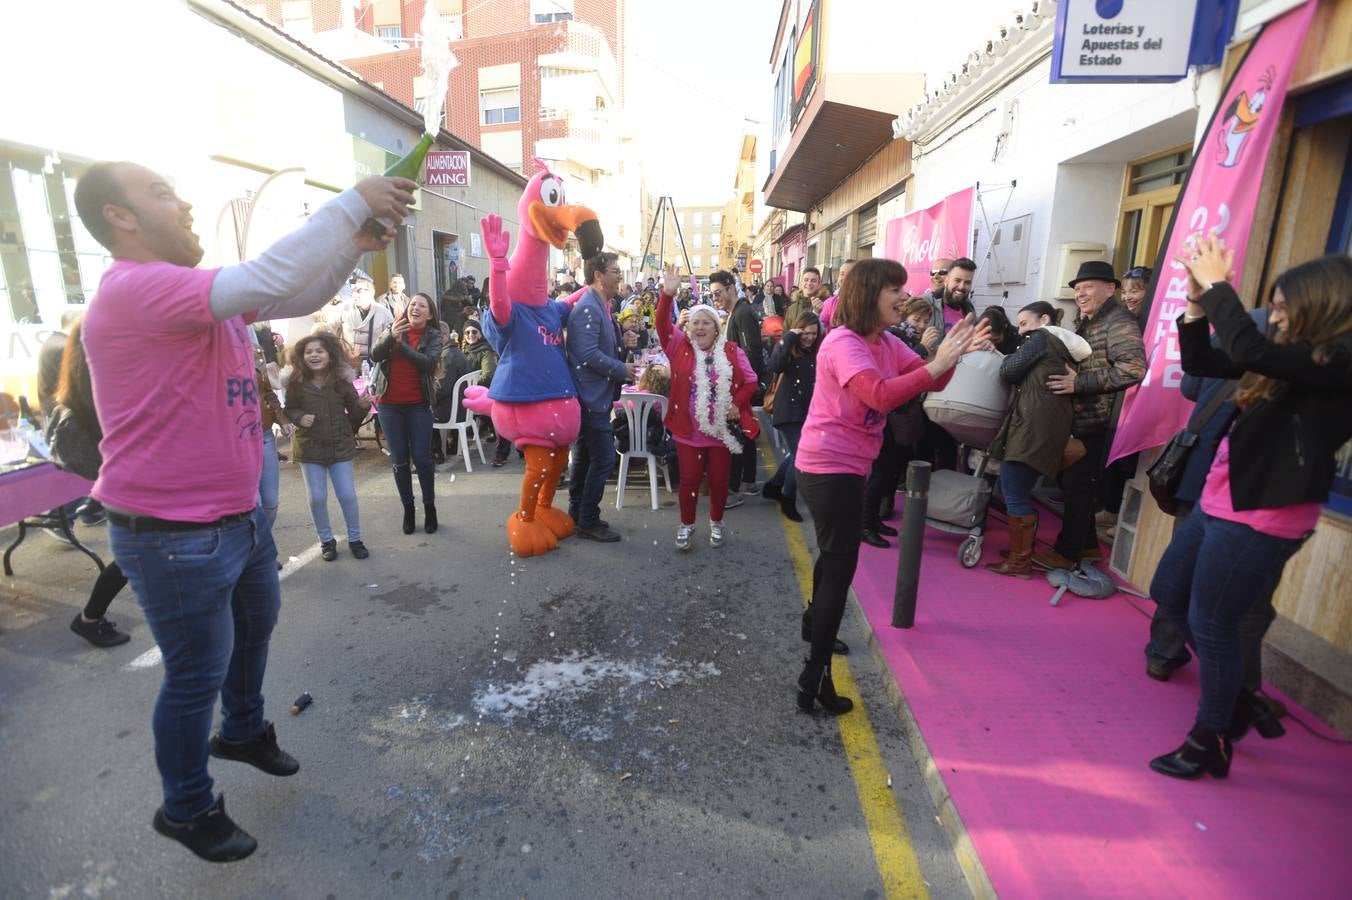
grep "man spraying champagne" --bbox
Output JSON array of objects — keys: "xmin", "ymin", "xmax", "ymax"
[{"xmin": 75, "ymin": 161, "xmax": 414, "ymax": 862}]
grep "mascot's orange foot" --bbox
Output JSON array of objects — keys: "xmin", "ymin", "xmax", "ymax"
[
  {"xmin": 507, "ymin": 512, "xmax": 559, "ymax": 557},
  {"xmin": 534, "ymin": 505, "xmax": 575, "ymax": 540}
]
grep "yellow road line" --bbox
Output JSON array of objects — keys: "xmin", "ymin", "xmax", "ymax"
[{"xmin": 765, "ymin": 446, "xmax": 930, "ymax": 899}]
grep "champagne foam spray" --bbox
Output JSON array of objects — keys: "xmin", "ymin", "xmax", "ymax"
[{"xmin": 419, "ymin": 3, "xmax": 460, "ymax": 135}]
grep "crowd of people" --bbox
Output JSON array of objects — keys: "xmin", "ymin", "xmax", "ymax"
[{"xmin": 17, "ymin": 156, "xmax": 1348, "ymax": 863}]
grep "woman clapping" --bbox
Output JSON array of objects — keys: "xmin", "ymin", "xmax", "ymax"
[{"xmin": 794, "ymin": 258, "xmax": 989, "ymax": 714}]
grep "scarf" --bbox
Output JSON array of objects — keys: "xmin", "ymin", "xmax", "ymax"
[{"xmin": 689, "ymin": 330, "xmax": 742, "ymax": 455}]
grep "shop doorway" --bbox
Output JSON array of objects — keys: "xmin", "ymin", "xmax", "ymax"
[
  {"xmin": 433, "ymin": 231, "xmax": 462, "ymax": 305},
  {"xmin": 1113, "ymin": 145, "xmax": 1191, "ymax": 274}
]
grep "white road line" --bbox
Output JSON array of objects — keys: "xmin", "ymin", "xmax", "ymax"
[
  {"xmin": 126, "ymin": 646, "xmax": 162, "ymax": 670},
  {"xmin": 124, "ymin": 542, "xmax": 322, "ymax": 671},
  {"xmin": 280, "ymin": 542, "xmax": 322, "ymax": 580}
]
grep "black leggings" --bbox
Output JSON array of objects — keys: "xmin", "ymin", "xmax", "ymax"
[
  {"xmin": 84, "ymin": 561, "xmax": 127, "ymax": 620},
  {"xmin": 798, "ymin": 471, "xmax": 866, "ymax": 665}
]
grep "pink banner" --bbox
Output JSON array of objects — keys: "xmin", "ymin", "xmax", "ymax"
[
  {"xmin": 882, "ymin": 187, "xmax": 974, "ymax": 295},
  {"xmin": 1110, "ymin": 1, "xmax": 1315, "ymax": 462}
]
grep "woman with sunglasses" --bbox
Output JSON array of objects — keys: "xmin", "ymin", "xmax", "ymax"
[{"xmin": 1149, "ymin": 239, "xmax": 1352, "ymax": 780}]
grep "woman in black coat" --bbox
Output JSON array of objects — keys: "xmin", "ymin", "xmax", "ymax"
[
  {"xmin": 760, "ymin": 311, "xmax": 820, "ymax": 521},
  {"xmin": 1148, "ymin": 240, "xmax": 1352, "ymax": 782}
]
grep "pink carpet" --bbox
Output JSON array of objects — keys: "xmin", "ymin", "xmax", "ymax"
[{"xmin": 849, "ymin": 512, "xmax": 1352, "ymax": 899}]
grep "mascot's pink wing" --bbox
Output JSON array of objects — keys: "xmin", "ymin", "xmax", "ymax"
[{"xmin": 463, "ymin": 384, "xmax": 493, "ymax": 415}]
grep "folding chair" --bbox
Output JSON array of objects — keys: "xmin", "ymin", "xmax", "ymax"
[
  {"xmin": 614, "ymin": 392, "xmax": 671, "ymax": 510},
  {"xmin": 432, "ymin": 370, "xmax": 486, "ymax": 472}
]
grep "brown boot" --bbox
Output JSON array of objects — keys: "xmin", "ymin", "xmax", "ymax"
[{"xmin": 987, "ymin": 514, "xmax": 1036, "ymax": 578}]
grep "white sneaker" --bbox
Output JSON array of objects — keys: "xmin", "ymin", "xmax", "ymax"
[
  {"xmin": 709, "ymin": 521, "xmax": 725, "ymax": 548},
  {"xmin": 675, "ymin": 524, "xmax": 694, "ymax": 552}
]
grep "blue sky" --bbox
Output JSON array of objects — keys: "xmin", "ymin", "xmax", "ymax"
[{"xmin": 628, "ymin": 0, "xmax": 781, "ymax": 205}]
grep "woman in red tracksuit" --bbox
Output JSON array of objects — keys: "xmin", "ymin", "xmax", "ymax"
[{"xmin": 655, "ymin": 265, "xmax": 760, "ymax": 551}]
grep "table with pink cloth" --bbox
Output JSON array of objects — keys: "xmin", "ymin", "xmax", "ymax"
[{"xmin": 0, "ymin": 462, "xmax": 104, "ymax": 575}]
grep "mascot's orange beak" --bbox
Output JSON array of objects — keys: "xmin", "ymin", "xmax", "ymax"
[{"xmin": 528, "ymin": 201, "xmax": 604, "ymax": 257}]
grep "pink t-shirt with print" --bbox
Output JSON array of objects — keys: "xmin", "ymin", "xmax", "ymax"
[
  {"xmin": 796, "ymin": 328, "xmax": 925, "ymax": 477},
  {"xmin": 1199, "ymin": 436, "xmax": 1320, "ymax": 539},
  {"xmin": 83, "ymin": 259, "xmax": 263, "ymax": 522}
]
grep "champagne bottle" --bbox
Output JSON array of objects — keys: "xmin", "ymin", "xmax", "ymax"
[{"xmin": 361, "ymin": 132, "xmax": 435, "ymax": 239}]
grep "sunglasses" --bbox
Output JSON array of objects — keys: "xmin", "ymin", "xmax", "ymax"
[
  {"xmin": 930, "ymin": 269, "xmax": 948, "ymax": 277},
  {"xmin": 1124, "ymin": 267, "xmax": 1151, "ymax": 279}
]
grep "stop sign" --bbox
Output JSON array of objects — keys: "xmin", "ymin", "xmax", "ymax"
[{"xmin": 748, "ymin": 259, "xmax": 764, "ymax": 274}]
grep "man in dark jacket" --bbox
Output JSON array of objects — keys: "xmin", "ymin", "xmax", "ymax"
[
  {"xmin": 714, "ymin": 269, "xmax": 764, "ymax": 496},
  {"xmin": 565, "ymin": 252, "xmax": 635, "ymax": 542},
  {"xmin": 925, "ymin": 257, "xmax": 977, "ymax": 338},
  {"xmin": 1033, "ymin": 261, "xmax": 1146, "ymax": 569}
]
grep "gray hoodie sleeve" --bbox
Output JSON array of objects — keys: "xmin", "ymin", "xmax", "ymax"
[{"xmin": 209, "ymin": 189, "xmax": 370, "ymax": 323}]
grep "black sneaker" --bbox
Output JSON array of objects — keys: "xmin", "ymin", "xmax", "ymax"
[
  {"xmin": 320, "ymin": 539, "xmax": 338, "ymax": 561},
  {"xmin": 576, "ymin": 523, "xmax": 622, "ymax": 543},
  {"xmin": 348, "ymin": 540, "xmax": 370, "ymax": 559},
  {"xmin": 70, "ymin": 613, "xmax": 131, "ymax": 648},
  {"xmin": 209, "ymin": 721, "xmax": 300, "ymax": 776},
  {"xmin": 152, "ymin": 793, "xmax": 257, "ymax": 863}
]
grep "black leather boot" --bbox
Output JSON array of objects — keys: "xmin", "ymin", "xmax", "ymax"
[
  {"xmin": 1227, "ymin": 691, "xmax": 1286, "ymax": 741},
  {"xmin": 401, "ymin": 503, "xmax": 416, "ymax": 535},
  {"xmin": 1149, "ymin": 724, "xmax": 1232, "ymax": 780},
  {"xmin": 800, "ymin": 608, "xmax": 849, "ymax": 655},
  {"xmin": 796, "ymin": 660, "xmax": 854, "ymax": 715},
  {"xmin": 424, "ymin": 502, "xmax": 438, "ymax": 534}
]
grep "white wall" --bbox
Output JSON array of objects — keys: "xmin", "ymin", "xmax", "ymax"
[{"xmin": 899, "ymin": 52, "xmax": 1202, "ymax": 315}]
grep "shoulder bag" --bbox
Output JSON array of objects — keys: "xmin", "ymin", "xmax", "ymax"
[
  {"xmin": 45, "ymin": 406, "xmax": 102, "ymax": 482},
  {"xmin": 1145, "ymin": 381, "xmax": 1238, "ymax": 515}
]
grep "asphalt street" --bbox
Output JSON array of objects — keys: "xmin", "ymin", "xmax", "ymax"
[{"xmin": 1, "ymin": 440, "xmax": 969, "ymax": 899}]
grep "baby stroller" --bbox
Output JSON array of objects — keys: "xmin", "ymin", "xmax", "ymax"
[{"xmin": 921, "ymin": 350, "xmax": 1010, "ymax": 568}]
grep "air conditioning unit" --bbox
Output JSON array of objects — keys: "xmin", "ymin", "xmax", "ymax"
[
  {"xmin": 1053, "ymin": 242, "xmax": 1108, "ymax": 300},
  {"xmin": 986, "ymin": 214, "xmax": 1031, "ymax": 285}
]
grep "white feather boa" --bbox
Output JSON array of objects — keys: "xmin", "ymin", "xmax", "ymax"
[{"xmin": 690, "ymin": 335, "xmax": 743, "ymax": 455}]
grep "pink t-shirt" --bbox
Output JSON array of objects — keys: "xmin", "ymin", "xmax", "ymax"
[
  {"xmin": 1200, "ymin": 437, "xmax": 1320, "ymax": 539},
  {"xmin": 83, "ymin": 259, "xmax": 263, "ymax": 522},
  {"xmin": 820, "ymin": 295, "xmax": 838, "ymax": 331},
  {"xmin": 796, "ymin": 328, "xmax": 925, "ymax": 477},
  {"xmin": 943, "ymin": 304, "xmax": 963, "ymax": 328}
]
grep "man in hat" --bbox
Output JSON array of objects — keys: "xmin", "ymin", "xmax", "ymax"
[{"xmin": 1033, "ymin": 260, "xmax": 1146, "ymax": 570}]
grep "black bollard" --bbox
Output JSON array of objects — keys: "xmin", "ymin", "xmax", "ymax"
[{"xmin": 892, "ymin": 461, "xmax": 932, "ymax": 628}]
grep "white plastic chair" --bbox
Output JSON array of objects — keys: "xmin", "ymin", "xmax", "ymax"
[
  {"xmin": 614, "ymin": 392, "xmax": 671, "ymax": 510},
  {"xmin": 433, "ymin": 370, "xmax": 486, "ymax": 472}
]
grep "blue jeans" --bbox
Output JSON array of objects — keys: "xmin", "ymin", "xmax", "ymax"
[
  {"xmin": 568, "ymin": 409, "xmax": 615, "ymax": 527},
  {"xmin": 767, "ymin": 422, "xmax": 803, "ymax": 499},
  {"xmin": 1149, "ymin": 508, "xmax": 1306, "ymax": 730},
  {"xmin": 300, "ymin": 460, "xmax": 360, "ymax": 542},
  {"xmin": 110, "ymin": 505, "xmax": 280, "ymax": 820},
  {"xmin": 259, "ymin": 430, "xmax": 280, "ymax": 526},
  {"xmin": 378, "ymin": 403, "xmax": 435, "ymax": 505},
  {"xmin": 997, "ymin": 460, "xmax": 1040, "ymax": 517}
]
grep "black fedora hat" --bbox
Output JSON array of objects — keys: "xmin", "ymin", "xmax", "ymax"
[{"xmin": 1069, "ymin": 260, "xmax": 1120, "ymax": 288}]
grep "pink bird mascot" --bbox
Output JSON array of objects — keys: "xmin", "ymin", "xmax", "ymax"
[{"xmin": 464, "ymin": 163, "xmax": 603, "ymax": 557}]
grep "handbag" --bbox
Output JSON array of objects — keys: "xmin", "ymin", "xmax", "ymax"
[
  {"xmin": 45, "ymin": 406, "xmax": 102, "ymax": 482},
  {"xmin": 888, "ymin": 399, "xmax": 927, "ymax": 446},
  {"xmin": 1060, "ymin": 436, "xmax": 1087, "ymax": 471},
  {"xmin": 761, "ymin": 373, "xmax": 785, "ymax": 414},
  {"xmin": 1146, "ymin": 382, "xmax": 1238, "ymax": 515}
]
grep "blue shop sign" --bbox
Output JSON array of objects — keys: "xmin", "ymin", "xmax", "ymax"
[{"xmin": 1051, "ymin": 0, "xmax": 1240, "ymax": 83}]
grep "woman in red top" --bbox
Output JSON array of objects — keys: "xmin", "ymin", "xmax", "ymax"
[
  {"xmin": 655, "ymin": 265, "xmax": 760, "ymax": 551},
  {"xmin": 371, "ymin": 292, "xmax": 444, "ymax": 535}
]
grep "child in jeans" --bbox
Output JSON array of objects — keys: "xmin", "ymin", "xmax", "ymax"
[{"xmin": 284, "ymin": 332, "xmax": 370, "ymax": 560}]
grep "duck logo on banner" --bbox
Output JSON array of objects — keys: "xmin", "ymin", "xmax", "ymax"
[{"xmin": 1218, "ymin": 65, "xmax": 1276, "ymax": 168}]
